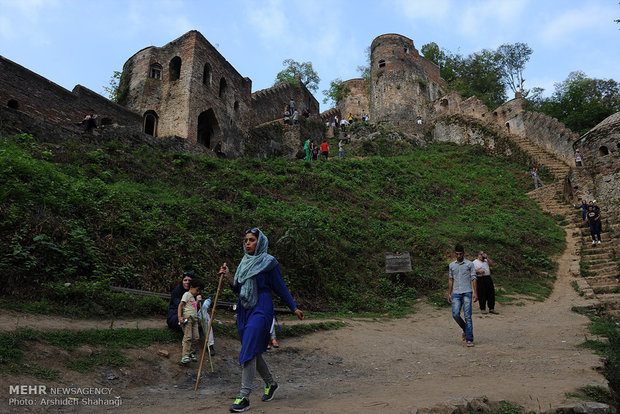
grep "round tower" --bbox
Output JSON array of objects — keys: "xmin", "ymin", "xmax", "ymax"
[{"xmin": 370, "ymin": 34, "xmax": 445, "ymax": 128}]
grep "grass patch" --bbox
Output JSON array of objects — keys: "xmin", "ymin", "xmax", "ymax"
[
  {"xmin": 566, "ymin": 385, "xmax": 614, "ymax": 405},
  {"xmin": 572, "ymin": 306, "xmax": 620, "ymax": 408},
  {"xmin": 66, "ymin": 349, "xmax": 128, "ymax": 373}
]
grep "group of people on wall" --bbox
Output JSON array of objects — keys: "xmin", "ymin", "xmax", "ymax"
[
  {"xmin": 166, "ymin": 228, "xmax": 303, "ymax": 413},
  {"xmin": 283, "ymin": 98, "xmax": 310, "ymax": 125}
]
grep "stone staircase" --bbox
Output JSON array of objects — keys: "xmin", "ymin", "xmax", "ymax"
[
  {"xmin": 508, "ymin": 134, "xmax": 571, "ymax": 180},
  {"xmin": 527, "ymin": 181, "xmax": 620, "ymax": 320}
]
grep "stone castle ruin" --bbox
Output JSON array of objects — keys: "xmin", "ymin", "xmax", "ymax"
[{"xmin": 0, "ymin": 30, "xmax": 617, "ymax": 208}]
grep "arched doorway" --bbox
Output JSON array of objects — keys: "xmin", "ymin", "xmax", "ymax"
[
  {"xmin": 143, "ymin": 110, "xmax": 158, "ymax": 136},
  {"xmin": 197, "ymin": 109, "xmax": 219, "ymax": 148}
]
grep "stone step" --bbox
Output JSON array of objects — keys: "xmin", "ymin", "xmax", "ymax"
[
  {"xmin": 585, "ymin": 275, "xmax": 620, "ymax": 287},
  {"xmin": 582, "ymin": 252, "xmax": 614, "ymax": 261},
  {"xmin": 597, "ymin": 293, "xmax": 620, "ymax": 309},
  {"xmin": 587, "ymin": 268, "xmax": 620, "ymax": 277}
]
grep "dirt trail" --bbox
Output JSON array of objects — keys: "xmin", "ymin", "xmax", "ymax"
[{"xmin": 0, "ymin": 227, "xmax": 608, "ymax": 413}]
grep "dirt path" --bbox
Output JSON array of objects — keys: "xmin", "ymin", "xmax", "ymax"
[{"xmin": 0, "ymin": 227, "xmax": 608, "ymax": 413}]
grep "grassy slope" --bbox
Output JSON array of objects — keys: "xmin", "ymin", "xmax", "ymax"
[{"xmin": 0, "ymin": 133, "xmax": 564, "ymax": 315}]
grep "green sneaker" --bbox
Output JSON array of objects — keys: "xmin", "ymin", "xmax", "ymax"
[
  {"xmin": 261, "ymin": 382, "xmax": 278, "ymax": 402},
  {"xmin": 181, "ymin": 354, "xmax": 191, "ymax": 364},
  {"xmin": 229, "ymin": 397, "xmax": 250, "ymax": 412}
]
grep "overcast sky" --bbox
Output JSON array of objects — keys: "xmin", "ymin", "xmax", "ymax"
[{"xmin": 0, "ymin": 0, "xmax": 618, "ymax": 111}]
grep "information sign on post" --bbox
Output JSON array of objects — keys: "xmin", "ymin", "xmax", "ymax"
[{"xmin": 385, "ymin": 252, "xmax": 412, "ymax": 273}]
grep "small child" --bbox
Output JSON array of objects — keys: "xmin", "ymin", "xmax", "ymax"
[{"xmin": 177, "ymin": 278, "xmax": 205, "ymax": 364}]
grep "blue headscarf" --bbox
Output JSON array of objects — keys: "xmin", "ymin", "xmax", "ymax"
[{"xmin": 234, "ymin": 228, "xmax": 277, "ymax": 309}]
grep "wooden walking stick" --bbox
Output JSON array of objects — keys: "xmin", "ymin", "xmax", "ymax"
[{"xmin": 195, "ymin": 264, "xmax": 226, "ymax": 391}]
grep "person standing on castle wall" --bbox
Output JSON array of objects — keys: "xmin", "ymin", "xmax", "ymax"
[
  {"xmin": 417, "ymin": 115, "xmax": 423, "ymax": 125},
  {"xmin": 214, "ymin": 141, "xmax": 226, "ymax": 158},
  {"xmin": 303, "ymin": 138, "xmax": 311, "ymax": 161},
  {"xmin": 320, "ymin": 140, "xmax": 329, "ymax": 161},
  {"xmin": 574, "ymin": 149, "xmax": 583, "ymax": 167},
  {"xmin": 292, "ymin": 110, "xmax": 299, "ymax": 125},
  {"xmin": 340, "ymin": 118, "xmax": 347, "ymax": 132},
  {"xmin": 530, "ymin": 167, "xmax": 544, "ymax": 189},
  {"xmin": 283, "ymin": 106, "xmax": 290, "ymax": 125},
  {"xmin": 586, "ymin": 203, "xmax": 602, "ymax": 244},
  {"xmin": 348, "ymin": 113, "xmax": 353, "ymax": 125},
  {"xmin": 334, "ymin": 116, "xmax": 339, "ymax": 128},
  {"xmin": 339, "ymin": 139, "xmax": 344, "ymax": 159},
  {"xmin": 289, "ymin": 99, "xmax": 296, "ymax": 116}
]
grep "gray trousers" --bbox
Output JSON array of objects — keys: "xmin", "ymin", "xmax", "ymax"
[{"xmin": 239, "ymin": 354, "xmax": 274, "ymax": 398}]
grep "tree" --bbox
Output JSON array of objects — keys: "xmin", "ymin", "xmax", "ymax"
[
  {"xmin": 421, "ymin": 43, "xmax": 507, "ymax": 109},
  {"xmin": 102, "ymin": 71, "xmax": 122, "ymax": 103},
  {"xmin": 322, "ymin": 78, "xmax": 350, "ymax": 106},
  {"xmin": 496, "ymin": 43, "xmax": 533, "ymax": 95},
  {"xmin": 274, "ymin": 59, "xmax": 320, "ymax": 93},
  {"xmin": 356, "ymin": 46, "xmax": 371, "ymax": 81},
  {"xmin": 528, "ymin": 71, "xmax": 620, "ymax": 135}
]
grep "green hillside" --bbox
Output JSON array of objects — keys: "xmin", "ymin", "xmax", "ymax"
[{"xmin": 0, "ymin": 133, "xmax": 564, "ymax": 316}]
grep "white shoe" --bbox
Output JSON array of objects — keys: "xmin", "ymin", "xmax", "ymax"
[
  {"xmin": 592, "ymin": 240, "xmax": 596, "ymax": 245},
  {"xmin": 597, "ymin": 240, "xmax": 601, "ymax": 244}
]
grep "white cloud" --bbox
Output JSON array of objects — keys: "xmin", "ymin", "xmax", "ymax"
[
  {"xmin": 246, "ymin": 0, "xmax": 288, "ymax": 41},
  {"xmin": 394, "ymin": 0, "xmax": 452, "ymax": 20},
  {"xmin": 539, "ymin": 5, "xmax": 608, "ymax": 45}
]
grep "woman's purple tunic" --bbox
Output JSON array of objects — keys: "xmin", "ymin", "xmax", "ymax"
[{"xmin": 233, "ymin": 260, "xmax": 297, "ymax": 365}]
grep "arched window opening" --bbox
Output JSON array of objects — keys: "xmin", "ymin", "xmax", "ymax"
[
  {"xmin": 599, "ymin": 146, "xmax": 609, "ymax": 156},
  {"xmin": 143, "ymin": 110, "xmax": 158, "ymax": 137},
  {"xmin": 505, "ymin": 122, "xmax": 511, "ymax": 133},
  {"xmin": 149, "ymin": 63, "xmax": 162, "ymax": 80},
  {"xmin": 197, "ymin": 109, "xmax": 219, "ymax": 148},
  {"xmin": 7, "ymin": 99, "xmax": 19, "ymax": 109},
  {"xmin": 219, "ymin": 78, "xmax": 227, "ymax": 99},
  {"xmin": 169, "ymin": 56, "xmax": 181, "ymax": 81},
  {"xmin": 378, "ymin": 59, "xmax": 386, "ymax": 68},
  {"xmin": 440, "ymin": 99, "xmax": 448, "ymax": 107},
  {"xmin": 234, "ymin": 101, "xmax": 239, "ymax": 112},
  {"xmin": 203, "ymin": 63, "xmax": 212, "ymax": 86}
]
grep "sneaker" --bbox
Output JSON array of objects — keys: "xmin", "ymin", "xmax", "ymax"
[
  {"xmin": 230, "ymin": 397, "xmax": 250, "ymax": 412},
  {"xmin": 209, "ymin": 345, "xmax": 215, "ymax": 356},
  {"xmin": 481, "ymin": 309, "xmax": 488, "ymax": 314},
  {"xmin": 597, "ymin": 240, "xmax": 601, "ymax": 244},
  {"xmin": 461, "ymin": 332, "xmax": 466, "ymax": 342},
  {"xmin": 466, "ymin": 341, "xmax": 475, "ymax": 347},
  {"xmin": 489, "ymin": 309, "xmax": 499, "ymax": 315},
  {"xmin": 190, "ymin": 353, "xmax": 198, "ymax": 362},
  {"xmin": 181, "ymin": 354, "xmax": 191, "ymax": 364},
  {"xmin": 261, "ymin": 382, "xmax": 278, "ymax": 402},
  {"xmin": 592, "ymin": 240, "xmax": 596, "ymax": 245}
]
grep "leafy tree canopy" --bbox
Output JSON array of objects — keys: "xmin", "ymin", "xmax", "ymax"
[
  {"xmin": 496, "ymin": 42, "xmax": 532, "ymax": 95},
  {"xmin": 322, "ymin": 78, "xmax": 350, "ymax": 106},
  {"xmin": 102, "ymin": 71, "xmax": 122, "ymax": 103},
  {"xmin": 527, "ymin": 71, "xmax": 620, "ymax": 135},
  {"xmin": 274, "ymin": 59, "xmax": 320, "ymax": 93}
]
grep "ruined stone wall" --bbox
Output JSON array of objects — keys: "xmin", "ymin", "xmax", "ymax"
[
  {"xmin": 514, "ymin": 111, "xmax": 579, "ymax": 166},
  {"xmin": 339, "ymin": 78, "xmax": 369, "ymax": 122},
  {"xmin": 370, "ymin": 34, "xmax": 445, "ymax": 130},
  {"xmin": 0, "ymin": 55, "xmax": 142, "ymax": 130},
  {"xmin": 121, "ymin": 31, "xmax": 252, "ymax": 155},
  {"xmin": 250, "ymin": 81, "xmax": 320, "ymax": 127},
  {"xmin": 431, "ymin": 114, "xmax": 533, "ymax": 165},
  {"xmin": 245, "ymin": 117, "xmax": 324, "ymax": 159},
  {"xmin": 576, "ymin": 112, "xmax": 620, "ymax": 222}
]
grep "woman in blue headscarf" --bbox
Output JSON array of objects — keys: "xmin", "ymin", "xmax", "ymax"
[{"xmin": 220, "ymin": 228, "xmax": 304, "ymax": 413}]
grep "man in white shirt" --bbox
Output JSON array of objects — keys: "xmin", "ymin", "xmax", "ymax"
[{"xmin": 473, "ymin": 251, "xmax": 498, "ymax": 314}]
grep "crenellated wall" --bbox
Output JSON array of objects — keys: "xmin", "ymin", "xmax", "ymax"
[
  {"xmin": 0, "ymin": 55, "xmax": 142, "ymax": 131},
  {"xmin": 250, "ymin": 81, "xmax": 319, "ymax": 127}
]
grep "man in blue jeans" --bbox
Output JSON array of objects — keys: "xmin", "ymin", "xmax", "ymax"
[{"xmin": 448, "ymin": 244, "xmax": 478, "ymax": 347}]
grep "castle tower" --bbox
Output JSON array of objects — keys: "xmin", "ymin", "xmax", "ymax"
[
  {"xmin": 370, "ymin": 34, "xmax": 446, "ymax": 129},
  {"xmin": 119, "ymin": 31, "xmax": 252, "ymax": 154},
  {"xmin": 339, "ymin": 78, "xmax": 369, "ymax": 122}
]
